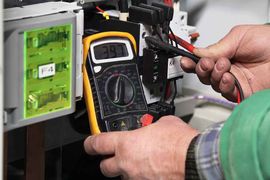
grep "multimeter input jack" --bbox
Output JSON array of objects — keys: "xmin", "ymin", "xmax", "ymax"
[{"xmin": 112, "ymin": 121, "xmax": 119, "ymax": 129}]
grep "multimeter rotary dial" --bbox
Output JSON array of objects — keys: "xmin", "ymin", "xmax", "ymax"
[{"xmin": 106, "ymin": 75, "xmax": 135, "ymax": 106}]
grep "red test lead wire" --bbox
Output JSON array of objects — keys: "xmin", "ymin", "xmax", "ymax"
[
  {"xmin": 232, "ymin": 75, "xmax": 243, "ymax": 104},
  {"xmin": 168, "ymin": 34, "xmax": 195, "ymax": 53},
  {"xmin": 237, "ymin": 89, "xmax": 241, "ymax": 104}
]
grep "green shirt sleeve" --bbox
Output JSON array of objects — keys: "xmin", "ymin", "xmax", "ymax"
[{"xmin": 220, "ymin": 89, "xmax": 270, "ymax": 180}]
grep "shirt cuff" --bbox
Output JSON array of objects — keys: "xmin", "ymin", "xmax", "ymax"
[{"xmin": 195, "ymin": 122, "xmax": 225, "ymax": 180}]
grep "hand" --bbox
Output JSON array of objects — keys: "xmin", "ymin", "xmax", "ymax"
[
  {"xmin": 181, "ymin": 25, "xmax": 270, "ymax": 101},
  {"xmin": 84, "ymin": 116, "xmax": 198, "ymax": 180}
]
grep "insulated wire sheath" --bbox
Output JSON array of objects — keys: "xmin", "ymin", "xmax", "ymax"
[{"xmin": 145, "ymin": 36, "xmax": 200, "ymax": 63}]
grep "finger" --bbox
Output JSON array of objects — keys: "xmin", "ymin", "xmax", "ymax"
[
  {"xmin": 158, "ymin": 115, "xmax": 182, "ymax": 124},
  {"xmin": 100, "ymin": 157, "xmax": 121, "ymax": 177},
  {"xmin": 193, "ymin": 40, "xmax": 232, "ymax": 58},
  {"xmin": 84, "ymin": 132, "xmax": 121, "ymax": 155},
  {"xmin": 180, "ymin": 57, "xmax": 196, "ymax": 73},
  {"xmin": 210, "ymin": 57, "xmax": 231, "ymax": 92},
  {"xmin": 222, "ymin": 87, "xmax": 238, "ymax": 102},
  {"xmin": 195, "ymin": 58, "xmax": 215, "ymax": 85},
  {"xmin": 220, "ymin": 73, "xmax": 238, "ymax": 101},
  {"xmin": 193, "ymin": 25, "xmax": 251, "ymax": 58},
  {"xmin": 219, "ymin": 72, "xmax": 236, "ymax": 94}
]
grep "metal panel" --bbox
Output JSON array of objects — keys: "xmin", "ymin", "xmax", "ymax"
[
  {"xmin": 0, "ymin": 1, "xmax": 4, "ymax": 178},
  {"xmin": 4, "ymin": 12, "xmax": 77, "ymax": 131}
]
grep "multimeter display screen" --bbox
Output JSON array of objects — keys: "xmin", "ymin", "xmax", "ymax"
[{"xmin": 94, "ymin": 42, "xmax": 128, "ymax": 60}]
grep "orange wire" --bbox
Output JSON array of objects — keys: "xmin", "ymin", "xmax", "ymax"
[
  {"xmin": 96, "ymin": 6, "xmax": 104, "ymax": 13},
  {"xmin": 189, "ymin": 32, "xmax": 200, "ymax": 39}
]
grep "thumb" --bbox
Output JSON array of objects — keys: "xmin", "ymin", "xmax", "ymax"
[{"xmin": 193, "ymin": 25, "xmax": 252, "ymax": 59}]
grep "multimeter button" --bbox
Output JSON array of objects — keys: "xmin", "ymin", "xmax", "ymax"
[
  {"xmin": 94, "ymin": 66, "xmax": 102, "ymax": 73},
  {"xmin": 106, "ymin": 75, "xmax": 135, "ymax": 106},
  {"xmin": 140, "ymin": 114, "xmax": 154, "ymax": 127}
]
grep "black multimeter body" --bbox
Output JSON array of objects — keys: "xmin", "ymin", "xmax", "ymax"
[{"xmin": 83, "ymin": 32, "xmax": 148, "ymax": 134}]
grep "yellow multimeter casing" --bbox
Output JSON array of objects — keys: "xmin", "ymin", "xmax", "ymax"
[{"xmin": 83, "ymin": 31, "xmax": 148, "ymax": 134}]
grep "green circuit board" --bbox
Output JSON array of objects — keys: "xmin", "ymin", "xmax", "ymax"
[{"xmin": 23, "ymin": 24, "xmax": 73, "ymax": 119}]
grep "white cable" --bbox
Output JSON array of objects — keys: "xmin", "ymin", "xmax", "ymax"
[{"xmin": 119, "ymin": 12, "xmax": 129, "ymax": 21}]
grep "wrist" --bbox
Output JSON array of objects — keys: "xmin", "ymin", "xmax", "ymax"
[{"xmin": 176, "ymin": 130, "xmax": 199, "ymax": 179}]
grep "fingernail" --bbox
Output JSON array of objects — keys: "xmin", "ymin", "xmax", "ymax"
[
  {"xmin": 217, "ymin": 61, "xmax": 224, "ymax": 71},
  {"xmin": 222, "ymin": 76, "xmax": 227, "ymax": 84},
  {"xmin": 200, "ymin": 61, "xmax": 208, "ymax": 71},
  {"xmin": 180, "ymin": 58, "xmax": 184, "ymax": 64},
  {"xmin": 180, "ymin": 58, "xmax": 186, "ymax": 66}
]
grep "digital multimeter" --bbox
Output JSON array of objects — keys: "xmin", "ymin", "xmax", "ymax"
[{"xmin": 83, "ymin": 32, "xmax": 148, "ymax": 134}]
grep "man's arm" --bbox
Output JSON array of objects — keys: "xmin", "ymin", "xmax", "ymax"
[
  {"xmin": 187, "ymin": 90, "xmax": 270, "ymax": 180},
  {"xmin": 219, "ymin": 89, "xmax": 270, "ymax": 179}
]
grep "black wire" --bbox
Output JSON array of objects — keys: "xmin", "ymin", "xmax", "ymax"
[
  {"xmin": 168, "ymin": 29, "xmax": 174, "ymax": 46},
  {"xmin": 167, "ymin": 28, "xmax": 177, "ymax": 105},
  {"xmin": 169, "ymin": 37, "xmax": 173, "ymax": 45},
  {"xmin": 155, "ymin": 26, "xmax": 164, "ymax": 42},
  {"xmin": 160, "ymin": 81, "xmax": 167, "ymax": 102},
  {"xmin": 233, "ymin": 75, "xmax": 244, "ymax": 101},
  {"xmin": 170, "ymin": 79, "xmax": 177, "ymax": 105},
  {"xmin": 118, "ymin": 0, "xmax": 128, "ymax": 12},
  {"xmin": 145, "ymin": 36, "xmax": 200, "ymax": 63}
]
